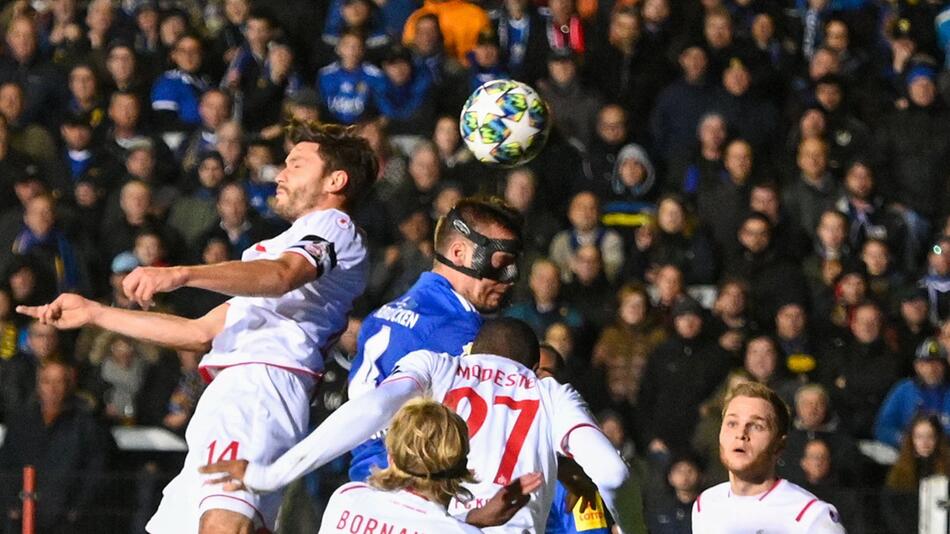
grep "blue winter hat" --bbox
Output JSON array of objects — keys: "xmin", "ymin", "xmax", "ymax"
[{"xmin": 907, "ymin": 65, "xmax": 936, "ymax": 86}]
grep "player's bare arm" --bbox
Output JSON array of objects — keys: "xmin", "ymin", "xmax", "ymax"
[
  {"xmin": 17, "ymin": 295, "xmax": 228, "ymax": 353},
  {"xmin": 123, "ymin": 252, "xmax": 318, "ymax": 309}
]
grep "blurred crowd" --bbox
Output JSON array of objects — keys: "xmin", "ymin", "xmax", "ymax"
[{"xmin": 0, "ymin": 0, "xmax": 949, "ymax": 532}]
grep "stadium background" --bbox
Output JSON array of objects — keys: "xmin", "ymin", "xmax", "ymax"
[{"xmin": 1, "ymin": 0, "xmax": 950, "ymax": 531}]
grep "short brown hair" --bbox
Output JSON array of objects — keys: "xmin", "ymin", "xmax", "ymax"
[
  {"xmin": 286, "ymin": 119, "xmax": 378, "ymax": 207},
  {"xmin": 722, "ymin": 382, "xmax": 791, "ymax": 437},
  {"xmin": 433, "ymin": 196, "xmax": 522, "ymax": 254}
]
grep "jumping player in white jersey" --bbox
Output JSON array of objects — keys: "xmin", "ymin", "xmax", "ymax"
[
  {"xmin": 321, "ymin": 398, "xmax": 543, "ymax": 534},
  {"xmin": 693, "ymin": 382, "xmax": 847, "ymax": 533},
  {"xmin": 203, "ymin": 318, "xmax": 631, "ymax": 533},
  {"xmin": 17, "ymin": 121, "xmax": 377, "ymax": 534}
]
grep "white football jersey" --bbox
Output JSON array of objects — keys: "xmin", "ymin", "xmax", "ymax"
[
  {"xmin": 692, "ymin": 479, "xmax": 847, "ymax": 533},
  {"xmin": 319, "ymin": 482, "xmax": 482, "ymax": 534},
  {"xmin": 390, "ymin": 351, "xmax": 602, "ymax": 534},
  {"xmin": 200, "ymin": 208, "xmax": 367, "ymax": 379}
]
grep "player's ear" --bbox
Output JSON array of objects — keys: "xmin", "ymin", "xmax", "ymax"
[
  {"xmin": 773, "ymin": 434, "xmax": 787, "ymax": 455},
  {"xmin": 447, "ymin": 236, "xmax": 469, "ymax": 264},
  {"xmin": 324, "ymin": 169, "xmax": 349, "ymax": 194}
]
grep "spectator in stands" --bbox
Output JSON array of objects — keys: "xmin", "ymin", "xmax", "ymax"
[
  {"xmin": 489, "ymin": 0, "xmax": 548, "ymax": 84},
  {"xmin": 505, "ymin": 258, "xmax": 584, "ymax": 338},
  {"xmin": 402, "ymin": 0, "xmax": 491, "ymax": 64},
  {"xmin": 151, "ymin": 34, "xmax": 209, "ymax": 130},
  {"xmin": 375, "ymin": 44, "xmax": 435, "ymax": 137},
  {"xmin": 550, "ymin": 191, "xmax": 624, "ymax": 283},
  {"xmin": 860, "ymin": 239, "xmax": 904, "ymax": 309},
  {"xmin": 593, "ymin": 142, "xmax": 657, "ymax": 210},
  {"xmin": 0, "ymin": 360, "xmax": 111, "ymax": 533},
  {"xmin": 647, "ymin": 453, "xmax": 702, "ymax": 534},
  {"xmin": 466, "ymin": 28, "xmax": 508, "ymax": 92},
  {"xmin": 697, "ymin": 138, "xmax": 754, "ymax": 255},
  {"xmin": 799, "ymin": 438, "xmax": 863, "ymax": 531},
  {"xmin": 875, "ymin": 65, "xmax": 950, "ymax": 266},
  {"xmin": 592, "ymin": 282, "xmax": 666, "ymax": 373},
  {"xmin": 405, "ymin": 14, "xmax": 468, "ymax": 114},
  {"xmin": 584, "ymin": 7, "xmax": 665, "ymax": 132},
  {"xmin": 90, "ymin": 332, "xmax": 148, "ymax": 424},
  {"xmin": 0, "ymin": 16, "xmax": 63, "ymax": 128},
  {"xmin": 226, "ymin": 11, "xmax": 301, "ymax": 133},
  {"xmin": 834, "ymin": 161, "xmax": 904, "ymax": 260},
  {"xmin": 387, "ymin": 141, "xmax": 443, "ymax": 216},
  {"xmin": 0, "ymin": 115, "xmax": 41, "ymax": 213},
  {"xmin": 55, "ymin": 111, "xmax": 108, "ymax": 210},
  {"xmin": 103, "ymin": 41, "xmax": 149, "ymax": 102},
  {"xmin": 666, "ymin": 112, "xmax": 727, "ymax": 202},
  {"xmin": 537, "ymin": 47, "xmax": 601, "ymax": 150},
  {"xmin": 782, "ymin": 137, "xmax": 840, "ymax": 240},
  {"xmin": 710, "ymin": 58, "xmax": 780, "ymax": 157},
  {"xmin": 431, "ymin": 115, "xmax": 479, "ymax": 193},
  {"xmin": 626, "ymin": 194, "xmax": 715, "ymax": 285},
  {"xmin": 708, "ymin": 279, "xmax": 752, "ymax": 352},
  {"xmin": 178, "ymin": 89, "xmax": 232, "ymax": 176},
  {"xmin": 0, "ymin": 81, "xmax": 57, "ymax": 168},
  {"xmin": 167, "ymin": 152, "xmax": 227, "ymax": 249},
  {"xmin": 11, "ymin": 194, "xmax": 87, "ymax": 294},
  {"xmin": 103, "ymin": 91, "xmax": 175, "ymax": 177},
  {"xmin": 0, "ymin": 319, "xmax": 37, "ymax": 422},
  {"xmin": 748, "ymin": 181, "xmax": 810, "ymax": 259},
  {"xmin": 882, "ymin": 414, "xmax": 950, "ymax": 534},
  {"xmin": 823, "ymin": 301, "xmax": 901, "ymax": 437},
  {"xmin": 202, "ymin": 182, "xmax": 272, "ymax": 260},
  {"xmin": 726, "ymin": 213, "xmax": 807, "ymax": 327},
  {"xmin": 639, "ymin": 296, "xmax": 731, "ymax": 462},
  {"xmin": 581, "ymin": 104, "xmax": 631, "ymax": 194},
  {"xmin": 651, "ymin": 44, "xmax": 713, "ymax": 165},
  {"xmin": 561, "ymin": 244, "xmax": 614, "ymax": 330},
  {"xmin": 812, "ymin": 75, "xmax": 870, "ymax": 173},
  {"xmin": 780, "ymin": 383, "xmax": 859, "ymax": 486},
  {"xmin": 894, "ymin": 287, "xmax": 934, "ymax": 374},
  {"xmin": 503, "ymin": 167, "xmax": 558, "ymax": 256},
  {"xmin": 367, "ymin": 204, "xmax": 434, "ymax": 306},
  {"xmin": 921, "ymin": 236, "xmax": 950, "ymax": 325},
  {"xmin": 803, "ymin": 210, "xmax": 852, "ymax": 302},
  {"xmin": 743, "ymin": 335, "xmax": 798, "ymax": 400},
  {"xmin": 875, "ymin": 338, "xmax": 950, "ymax": 448},
  {"xmin": 214, "ymin": 120, "xmax": 246, "ymax": 180},
  {"xmin": 319, "ymin": 29, "xmax": 385, "ymax": 125}
]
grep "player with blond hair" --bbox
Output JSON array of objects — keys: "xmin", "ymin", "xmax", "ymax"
[
  {"xmin": 693, "ymin": 382, "xmax": 847, "ymax": 532},
  {"xmin": 319, "ymin": 398, "xmax": 541, "ymax": 533}
]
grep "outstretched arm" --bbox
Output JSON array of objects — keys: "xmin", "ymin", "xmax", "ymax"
[
  {"xmin": 18, "ymin": 294, "xmax": 227, "ymax": 353},
  {"xmin": 202, "ymin": 375, "xmax": 424, "ymax": 492},
  {"xmin": 122, "ymin": 252, "xmax": 317, "ymax": 308}
]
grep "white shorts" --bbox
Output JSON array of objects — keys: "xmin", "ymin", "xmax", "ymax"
[{"xmin": 146, "ymin": 364, "xmax": 314, "ymax": 533}]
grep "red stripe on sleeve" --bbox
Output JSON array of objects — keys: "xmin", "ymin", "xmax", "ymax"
[{"xmin": 795, "ymin": 498, "xmax": 818, "ymax": 522}]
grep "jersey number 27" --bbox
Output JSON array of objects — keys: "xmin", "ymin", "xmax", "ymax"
[{"xmin": 443, "ymin": 387, "xmax": 539, "ymax": 486}]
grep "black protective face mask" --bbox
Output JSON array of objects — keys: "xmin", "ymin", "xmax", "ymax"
[{"xmin": 434, "ymin": 209, "xmax": 522, "ymax": 283}]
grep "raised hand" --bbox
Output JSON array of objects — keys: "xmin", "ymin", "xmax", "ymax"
[
  {"xmin": 122, "ymin": 266, "xmax": 188, "ymax": 310},
  {"xmin": 466, "ymin": 472, "xmax": 543, "ymax": 527},
  {"xmin": 16, "ymin": 293, "xmax": 101, "ymax": 329}
]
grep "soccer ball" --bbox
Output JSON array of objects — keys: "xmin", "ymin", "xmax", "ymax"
[{"xmin": 460, "ymin": 79, "xmax": 550, "ymax": 167}]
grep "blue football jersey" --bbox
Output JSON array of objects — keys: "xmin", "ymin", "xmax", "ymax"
[{"xmin": 347, "ymin": 272, "xmax": 482, "ymax": 481}]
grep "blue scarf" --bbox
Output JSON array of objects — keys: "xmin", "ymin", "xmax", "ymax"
[{"xmin": 12, "ymin": 227, "xmax": 81, "ymax": 292}]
